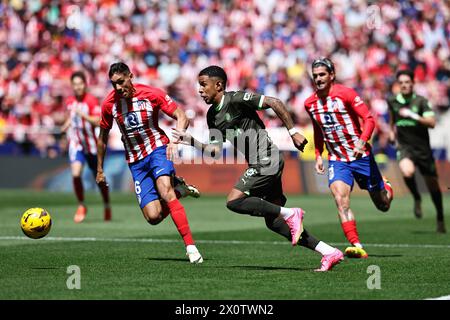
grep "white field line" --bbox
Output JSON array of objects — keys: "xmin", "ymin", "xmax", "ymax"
[
  {"xmin": 1, "ymin": 236, "xmax": 450, "ymax": 249},
  {"xmin": 425, "ymin": 295, "xmax": 450, "ymax": 300}
]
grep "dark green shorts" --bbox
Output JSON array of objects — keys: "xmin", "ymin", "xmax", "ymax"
[
  {"xmin": 234, "ymin": 158, "xmax": 286, "ymax": 204},
  {"xmin": 397, "ymin": 145, "xmax": 437, "ymax": 177}
]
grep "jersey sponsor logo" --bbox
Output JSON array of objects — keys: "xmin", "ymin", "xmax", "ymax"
[
  {"xmin": 322, "ymin": 113, "xmax": 345, "ymax": 134},
  {"xmin": 124, "ymin": 112, "xmax": 140, "ymax": 130},
  {"xmin": 323, "ymin": 113, "xmax": 334, "ymax": 125}
]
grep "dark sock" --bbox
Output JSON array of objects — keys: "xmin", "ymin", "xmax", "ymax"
[
  {"xmin": 403, "ymin": 176, "xmax": 421, "ymax": 201},
  {"xmin": 264, "ymin": 215, "xmax": 291, "ymax": 239},
  {"xmin": 264, "ymin": 216, "xmax": 320, "ymax": 251},
  {"xmin": 99, "ymin": 183, "xmax": 110, "ymax": 206},
  {"xmin": 430, "ymin": 191, "xmax": 444, "ymax": 221},
  {"xmin": 298, "ymin": 228, "xmax": 320, "ymax": 250},
  {"xmin": 73, "ymin": 177, "xmax": 84, "ymax": 203},
  {"xmin": 227, "ymin": 197, "xmax": 280, "ymax": 217}
]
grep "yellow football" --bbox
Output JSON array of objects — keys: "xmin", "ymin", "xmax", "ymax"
[{"xmin": 20, "ymin": 208, "xmax": 52, "ymax": 239}]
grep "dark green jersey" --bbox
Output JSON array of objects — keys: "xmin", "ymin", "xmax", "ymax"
[
  {"xmin": 387, "ymin": 93, "xmax": 435, "ymax": 157},
  {"xmin": 206, "ymin": 91, "xmax": 280, "ymax": 168}
]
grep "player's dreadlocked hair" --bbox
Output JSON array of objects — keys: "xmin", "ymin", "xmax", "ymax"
[
  {"xmin": 198, "ymin": 65, "xmax": 228, "ymax": 89},
  {"xmin": 71, "ymin": 71, "xmax": 87, "ymax": 83},
  {"xmin": 396, "ymin": 69, "xmax": 414, "ymax": 82},
  {"xmin": 109, "ymin": 62, "xmax": 131, "ymax": 78}
]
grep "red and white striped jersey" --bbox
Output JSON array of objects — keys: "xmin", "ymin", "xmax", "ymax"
[
  {"xmin": 100, "ymin": 83, "xmax": 177, "ymax": 163},
  {"xmin": 305, "ymin": 84, "xmax": 375, "ymax": 162},
  {"xmin": 66, "ymin": 93, "xmax": 101, "ymax": 155}
]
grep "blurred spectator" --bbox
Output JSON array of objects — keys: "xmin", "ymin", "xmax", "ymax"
[{"xmin": 0, "ymin": 0, "xmax": 448, "ymax": 159}]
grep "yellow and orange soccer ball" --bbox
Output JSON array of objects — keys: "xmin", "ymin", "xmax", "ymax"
[{"xmin": 20, "ymin": 208, "xmax": 52, "ymax": 239}]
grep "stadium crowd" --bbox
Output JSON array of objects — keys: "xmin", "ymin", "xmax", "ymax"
[{"xmin": 0, "ymin": 0, "xmax": 449, "ymax": 158}]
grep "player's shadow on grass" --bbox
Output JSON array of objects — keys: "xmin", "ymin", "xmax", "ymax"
[
  {"xmin": 230, "ymin": 265, "xmax": 311, "ymax": 271},
  {"xmin": 146, "ymin": 257, "xmax": 197, "ymax": 262},
  {"xmin": 365, "ymin": 254, "xmax": 403, "ymax": 258},
  {"xmin": 411, "ymin": 230, "xmax": 438, "ymax": 234}
]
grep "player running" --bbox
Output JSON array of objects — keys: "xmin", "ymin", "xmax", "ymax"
[
  {"xmin": 61, "ymin": 71, "xmax": 111, "ymax": 223},
  {"xmin": 305, "ymin": 58, "xmax": 393, "ymax": 259},
  {"xmin": 173, "ymin": 65, "xmax": 344, "ymax": 272},
  {"xmin": 388, "ymin": 69, "xmax": 446, "ymax": 233},
  {"xmin": 96, "ymin": 62, "xmax": 203, "ymax": 263}
]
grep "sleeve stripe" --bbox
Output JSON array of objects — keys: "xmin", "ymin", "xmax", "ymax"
[
  {"xmin": 422, "ymin": 111, "xmax": 435, "ymax": 117},
  {"xmin": 258, "ymin": 95, "xmax": 265, "ymax": 109}
]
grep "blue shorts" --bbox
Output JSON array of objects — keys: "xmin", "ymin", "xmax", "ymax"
[
  {"xmin": 328, "ymin": 154, "xmax": 385, "ymax": 192},
  {"xmin": 69, "ymin": 149, "xmax": 97, "ymax": 175},
  {"xmin": 128, "ymin": 145, "xmax": 175, "ymax": 208}
]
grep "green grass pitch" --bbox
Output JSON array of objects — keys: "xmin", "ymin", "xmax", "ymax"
[{"xmin": 0, "ymin": 190, "xmax": 449, "ymax": 300}]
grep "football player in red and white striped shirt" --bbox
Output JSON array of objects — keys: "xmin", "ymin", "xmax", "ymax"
[
  {"xmin": 305, "ymin": 58, "xmax": 393, "ymax": 259},
  {"xmin": 61, "ymin": 71, "xmax": 111, "ymax": 223},
  {"xmin": 96, "ymin": 62, "xmax": 202, "ymax": 263}
]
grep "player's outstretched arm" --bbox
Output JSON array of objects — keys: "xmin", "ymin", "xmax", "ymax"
[
  {"xmin": 170, "ymin": 107, "xmax": 189, "ymax": 131},
  {"xmin": 96, "ymin": 128, "xmax": 109, "ymax": 186},
  {"xmin": 262, "ymin": 96, "xmax": 308, "ymax": 152},
  {"xmin": 172, "ymin": 129, "xmax": 222, "ymax": 159},
  {"xmin": 166, "ymin": 107, "xmax": 190, "ymax": 160},
  {"xmin": 398, "ymin": 108, "xmax": 436, "ymax": 128}
]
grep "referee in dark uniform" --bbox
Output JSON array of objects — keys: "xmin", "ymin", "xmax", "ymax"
[{"xmin": 388, "ymin": 69, "xmax": 446, "ymax": 233}]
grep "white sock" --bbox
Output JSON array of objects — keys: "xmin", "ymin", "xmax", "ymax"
[
  {"xmin": 353, "ymin": 242, "xmax": 363, "ymax": 248},
  {"xmin": 315, "ymin": 241, "xmax": 336, "ymax": 255},
  {"xmin": 279, "ymin": 207, "xmax": 294, "ymax": 219},
  {"xmin": 186, "ymin": 245, "xmax": 198, "ymax": 253}
]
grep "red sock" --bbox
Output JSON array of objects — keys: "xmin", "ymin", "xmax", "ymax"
[
  {"xmin": 73, "ymin": 177, "xmax": 84, "ymax": 203},
  {"xmin": 167, "ymin": 199, "xmax": 195, "ymax": 246},
  {"xmin": 341, "ymin": 220, "xmax": 360, "ymax": 245}
]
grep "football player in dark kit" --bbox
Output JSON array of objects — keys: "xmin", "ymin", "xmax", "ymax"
[
  {"xmin": 388, "ymin": 69, "xmax": 446, "ymax": 233},
  {"xmin": 173, "ymin": 65, "xmax": 344, "ymax": 271}
]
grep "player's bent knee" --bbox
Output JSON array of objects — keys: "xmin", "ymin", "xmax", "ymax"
[
  {"xmin": 226, "ymin": 198, "xmax": 246, "ymax": 214},
  {"xmin": 142, "ymin": 207, "xmax": 163, "ymax": 225},
  {"xmin": 146, "ymin": 217, "xmax": 162, "ymax": 225},
  {"xmin": 143, "ymin": 212, "xmax": 162, "ymax": 225},
  {"xmin": 376, "ymin": 202, "xmax": 390, "ymax": 212}
]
